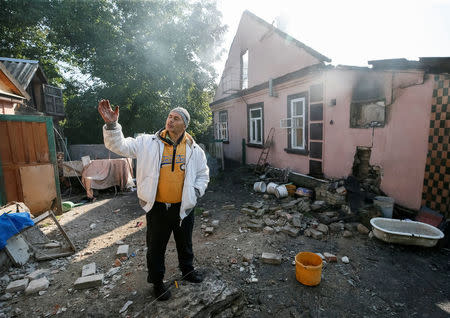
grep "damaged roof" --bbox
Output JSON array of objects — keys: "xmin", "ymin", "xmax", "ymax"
[
  {"xmin": 0, "ymin": 57, "xmax": 48, "ymax": 90},
  {"xmin": 369, "ymin": 57, "xmax": 450, "ymax": 73}
]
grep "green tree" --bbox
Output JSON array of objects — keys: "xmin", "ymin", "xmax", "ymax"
[{"xmin": 0, "ymin": 0, "xmax": 225, "ymax": 143}]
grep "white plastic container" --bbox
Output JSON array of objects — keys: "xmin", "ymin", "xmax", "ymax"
[
  {"xmin": 370, "ymin": 217, "xmax": 444, "ymax": 247},
  {"xmin": 266, "ymin": 182, "xmax": 278, "ymax": 194},
  {"xmin": 275, "ymin": 185, "xmax": 288, "ymax": 199},
  {"xmin": 253, "ymin": 181, "xmax": 267, "ymax": 193},
  {"xmin": 373, "ymin": 196, "xmax": 395, "ymax": 218}
]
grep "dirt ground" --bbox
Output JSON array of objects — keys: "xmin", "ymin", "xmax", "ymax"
[{"xmin": 1, "ymin": 166, "xmax": 449, "ymax": 317}]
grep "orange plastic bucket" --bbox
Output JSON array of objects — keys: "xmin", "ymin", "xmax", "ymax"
[{"xmin": 295, "ymin": 252, "xmax": 323, "ymax": 286}]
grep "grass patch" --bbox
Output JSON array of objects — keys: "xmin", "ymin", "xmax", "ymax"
[{"xmin": 194, "ymin": 207, "xmax": 204, "ymax": 216}]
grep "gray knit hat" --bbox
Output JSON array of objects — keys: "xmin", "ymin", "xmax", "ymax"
[{"xmin": 170, "ymin": 107, "xmax": 190, "ymax": 128}]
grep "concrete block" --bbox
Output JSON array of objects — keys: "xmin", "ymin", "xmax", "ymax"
[
  {"xmin": 74, "ymin": 274, "xmax": 104, "ymax": 289},
  {"xmin": 263, "ymin": 226, "xmax": 274, "ymax": 234},
  {"xmin": 329, "ymin": 222, "xmax": 344, "ymax": 232},
  {"xmin": 211, "ymin": 220, "xmax": 219, "ymax": 228},
  {"xmin": 240, "ymin": 208, "xmax": 255, "ymax": 216},
  {"xmin": 317, "ymin": 224, "xmax": 329, "ymax": 234},
  {"xmin": 342, "ymin": 256, "xmax": 350, "ymax": 264},
  {"xmin": 222, "ymin": 204, "xmax": 235, "ymax": 210},
  {"xmin": 5, "ymin": 235, "xmax": 30, "ymax": 266},
  {"xmin": 246, "ymin": 222, "xmax": 263, "ymax": 231},
  {"xmin": 26, "ymin": 269, "xmax": 49, "ymax": 281},
  {"xmin": 310, "ymin": 229, "xmax": 323, "ymax": 240},
  {"xmin": 242, "ymin": 253, "xmax": 254, "ymax": 263},
  {"xmin": 261, "ymin": 252, "xmax": 282, "ymax": 265},
  {"xmin": 357, "ymin": 224, "xmax": 370, "ymax": 234},
  {"xmin": 82, "ymin": 263, "xmax": 96, "ymax": 277},
  {"xmin": 323, "ymin": 252, "xmax": 337, "ymax": 262},
  {"xmin": 5, "ymin": 278, "xmax": 29, "ymax": 293},
  {"xmin": 204, "ymin": 227, "xmax": 214, "ymax": 234},
  {"xmin": 247, "ymin": 202, "xmax": 263, "ymax": 211},
  {"xmin": 343, "ymin": 230, "xmax": 353, "ymax": 238},
  {"xmin": 281, "ymin": 225, "xmax": 300, "ymax": 237},
  {"xmin": 25, "ymin": 277, "xmax": 49, "ymax": 295},
  {"xmin": 116, "ymin": 245, "xmax": 129, "ymax": 258}
]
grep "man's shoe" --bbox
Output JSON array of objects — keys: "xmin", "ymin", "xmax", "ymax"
[
  {"xmin": 154, "ymin": 282, "xmax": 171, "ymax": 301},
  {"xmin": 183, "ymin": 270, "xmax": 203, "ymax": 283}
]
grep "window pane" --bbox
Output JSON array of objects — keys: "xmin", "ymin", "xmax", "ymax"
[
  {"xmin": 250, "ymin": 109, "xmax": 261, "ymax": 118},
  {"xmin": 293, "ymin": 100, "xmax": 303, "ymax": 116},
  {"xmin": 257, "ymin": 119, "xmax": 261, "ymax": 142},
  {"xmin": 295, "ymin": 128, "xmax": 303, "ymax": 147},
  {"xmin": 294, "ymin": 116, "xmax": 303, "ymax": 128},
  {"xmin": 219, "ymin": 112, "xmax": 227, "ymax": 122},
  {"xmin": 251, "ymin": 120, "xmax": 256, "ymax": 140}
]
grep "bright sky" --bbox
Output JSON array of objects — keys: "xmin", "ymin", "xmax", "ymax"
[{"xmin": 215, "ymin": 0, "xmax": 450, "ymax": 77}]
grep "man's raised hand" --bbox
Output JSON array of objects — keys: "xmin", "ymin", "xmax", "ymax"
[{"xmin": 98, "ymin": 99, "xmax": 119, "ymax": 123}]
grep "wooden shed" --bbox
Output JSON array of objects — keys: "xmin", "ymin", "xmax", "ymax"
[{"xmin": 0, "ymin": 114, "xmax": 62, "ymax": 215}]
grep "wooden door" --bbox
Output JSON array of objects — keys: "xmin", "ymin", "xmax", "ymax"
[{"xmin": 0, "ymin": 115, "xmax": 62, "ymax": 215}]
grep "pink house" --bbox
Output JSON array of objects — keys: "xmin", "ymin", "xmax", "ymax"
[{"xmin": 211, "ymin": 11, "xmax": 450, "ymax": 216}]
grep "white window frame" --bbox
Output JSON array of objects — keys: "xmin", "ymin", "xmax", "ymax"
[
  {"xmin": 249, "ymin": 106, "xmax": 263, "ymax": 144},
  {"xmin": 290, "ymin": 97, "xmax": 305, "ymax": 149},
  {"xmin": 216, "ymin": 111, "xmax": 228, "ymax": 141}
]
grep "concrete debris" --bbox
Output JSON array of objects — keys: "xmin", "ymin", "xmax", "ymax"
[
  {"xmin": 291, "ymin": 214, "xmax": 303, "ymax": 227},
  {"xmin": 139, "ymin": 269, "xmax": 243, "ymax": 318},
  {"xmin": 222, "ymin": 204, "xmax": 235, "ymax": 210},
  {"xmin": 74, "ymin": 274, "xmax": 104, "ymax": 290},
  {"xmin": 329, "ymin": 222, "xmax": 345, "ymax": 232},
  {"xmin": 26, "ymin": 269, "xmax": 49, "ymax": 281},
  {"xmin": 242, "ymin": 254, "xmax": 254, "ymax": 263},
  {"xmin": 309, "ymin": 228, "xmax": 323, "ymax": 240},
  {"xmin": 241, "ymin": 208, "xmax": 256, "ymax": 216},
  {"xmin": 316, "ymin": 223, "xmax": 329, "ymax": 234},
  {"xmin": 211, "ymin": 220, "xmax": 220, "ymax": 228},
  {"xmin": 25, "ymin": 277, "xmax": 49, "ymax": 295},
  {"xmin": 204, "ymin": 227, "xmax": 214, "ymax": 234},
  {"xmin": 263, "ymin": 226, "xmax": 274, "ymax": 234},
  {"xmin": 119, "ymin": 300, "xmax": 133, "ymax": 314},
  {"xmin": 263, "ymin": 218, "xmax": 276, "ymax": 227},
  {"xmin": 0, "ymin": 293, "xmax": 12, "ymax": 301},
  {"xmin": 323, "ymin": 252, "xmax": 337, "ymax": 263},
  {"xmin": 116, "ymin": 245, "xmax": 129, "ymax": 258},
  {"xmin": 82, "ymin": 263, "xmax": 96, "ymax": 277},
  {"xmin": 5, "ymin": 278, "xmax": 29, "ymax": 293},
  {"xmin": 261, "ymin": 253, "xmax": 282, "ymax": 265},
  {"xmin": 202, "ymin": 210, "xmax": 211, "ymax": 217},
  {"xmin": 357, "ymin": 224, "xmax": 370, "ymax": 235},
  {"xmin": 247, "ymin": 202, "xmax": 263, "ymax": 211},
  {"xmin": 343, "ymin": 230, "xmax": 353, "ymax": 238},
  {"xmin": 281, "ymin": 225, "xmax": 300, "ymax": 237},
  {"xmin": 342, "ymin": 256, "xmax": 350, "ymax": 264},
  {"xmin": 106, "ymin": 267, "xmax": 120, "ymax": 278}
]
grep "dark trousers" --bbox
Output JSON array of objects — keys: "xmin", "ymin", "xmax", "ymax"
[{"xmin": 146, "ymin": 202, "xmax": 194, "ymax": 284}]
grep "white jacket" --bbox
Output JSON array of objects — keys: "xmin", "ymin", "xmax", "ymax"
[{"xmin": 103, "ymin": 123, "xmax": 209, "ymax": 220}]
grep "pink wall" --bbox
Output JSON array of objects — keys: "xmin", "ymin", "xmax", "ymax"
[
  {"xmin": 213, "ymin": 68, "xmax": 433, "ymax": 210},
  {"xmin": 214, "ymin": 12, "xmax": 321, "ymax": 101},
  {"xmin": 324, "ymin": 69, "xmax": 432, "ymax": 209}
]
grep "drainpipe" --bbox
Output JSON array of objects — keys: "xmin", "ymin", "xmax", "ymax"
[{"xmin": 242, "ymin": 138, "xmax": 246, "ymax": 165}]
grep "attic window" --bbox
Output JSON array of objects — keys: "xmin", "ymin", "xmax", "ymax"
[{"xmin": 241, "ymin": 50, "xmax": 248, "ymax": 90}]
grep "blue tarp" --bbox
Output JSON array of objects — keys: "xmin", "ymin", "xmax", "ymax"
[{"xmin": 0, "ymin": 212, "xmax": 34, "ymax": 250}]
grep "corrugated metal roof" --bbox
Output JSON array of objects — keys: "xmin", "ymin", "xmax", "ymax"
[{"xmin": 0, "ymin": 57, "xmax": 47, "ymax": 89}]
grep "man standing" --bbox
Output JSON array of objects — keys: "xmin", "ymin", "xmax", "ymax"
[{"xmin": 98, "ymin": 99, "xmax": 209, "ymax": 301}]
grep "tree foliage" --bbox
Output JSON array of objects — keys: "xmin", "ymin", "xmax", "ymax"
[{"xmin": 0, "ymin": 0, "xmax": 225, "ymax": 143}]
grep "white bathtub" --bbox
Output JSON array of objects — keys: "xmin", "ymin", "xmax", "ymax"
[{"xmin": 370, "ymin": 217, "xmax": 444, "ymax": 247}]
